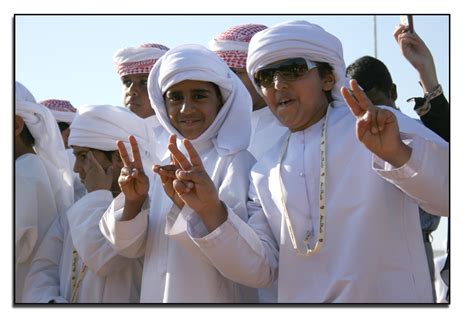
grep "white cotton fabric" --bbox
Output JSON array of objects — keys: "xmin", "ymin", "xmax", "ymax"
[
  {"xmin": 69, "ymin": 105, "xmax": 159, "ymax": 170},
  {"xmin": 16, "ymin": 81, "xmax": 36, "ymax": 102},
  {"xmin": 148, "ymin": 44, "xmax": 252, "ymax": 156},
  {"xmin": 101, "ymin": 44, "xmax": 257, "ymax": 302},
  {"xmin": 246, "ymin": 20, "xmax": 350, "ymax": 106},
  {"xmin": 15, "ymin": 83, "xmax": 74, "ymax": 210},
  {"xmin": 15, "ymin": 154, "xmax": 66, "ymax": 302},
  {"xmin": 113, "ymin": 45, "xmax": 168, "ymax": 64},
  {"xmin": 51, "ymin": 111, "xmax": 76, "ymax": 124},
  {"xmin": 189, "ymin": 103, "xmax": 449, "ymax": 303},
  {"xmin": 23, "ymin": 190, "xmax": 143, "ymax": 303},
  {"xmin": 209, "ymin": 39, "xmax": 249, "ymax": 52}
]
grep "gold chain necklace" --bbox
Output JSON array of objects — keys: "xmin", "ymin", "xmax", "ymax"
[
  {"xmin": 277, "ymin": 109, "xmax": 328, "ymax": 256},
  {"xmin": 70, "ymin": 249, "xmax": 87, "ymax": 303}
]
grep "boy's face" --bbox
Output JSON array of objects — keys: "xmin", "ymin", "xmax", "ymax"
[
  {"xmin": 164, "ymin": 80, "xmax": 222, "ymax": 140},
  {"xmin": 257, "ymin": 59, "xmax": 335, "ymax": 132},
  {"xmin": 121, "ymin": 73, "xmax": 155, "ymax": 119},
  {"xmin": 72, "ymin": 146, "xmax": 115, "ymax": 185}
]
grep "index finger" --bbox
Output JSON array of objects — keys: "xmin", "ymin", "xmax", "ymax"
[
  {"xmin": 168, "ymin": 135, "xmax": 192, "ymax": 170},
  {"xmin": 348, "ymin": 79, "xmax": 374, "ymax": 112},
  {"xmin": 128, "ymin": 135, "xmax": 143, "ymax": 170},
  {"xmin": 183, "ymin": 139, "xmax": 204, "ymax": 168},
  {"xmin": 117, "ymin": 140, "xmax": 132, "ymax": 167}
]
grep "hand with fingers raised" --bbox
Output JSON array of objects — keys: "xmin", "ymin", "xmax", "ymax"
[
  {"xmin": 341, "ymin": 79, "xmax": 412, "ymax": 168},
  {"xmin": 117, "ymin": 135, "xmax": 150, "ymax": 221},
  {"xmin": 393, "ymin": 24, "xmax": 439, "ymax": 94},
  {"xmin": 152, "ymin": 153, "xmax": 185, "ymax": 209},
  {"xmin": 83, "ymin": 151, "xmax": 115, "ymax": 193},
  {"xmin": 166, "ymin": 134, "xmax": 227, "ymax": 232}
]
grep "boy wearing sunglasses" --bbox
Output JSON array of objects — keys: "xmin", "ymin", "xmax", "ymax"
[{"xmin": 171, "ymin": 20, "xmax": 449, "ymax": 303}]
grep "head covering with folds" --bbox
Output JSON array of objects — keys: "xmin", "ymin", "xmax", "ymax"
[
  {"xmin": 69, "ymin": 104, "xmax": 159, "ymax": 169},
  {"xmin": 113, "ymin": 43, "xmax": 169, "ymax": 77},
  {"xmin": 148, "ymin": 44, "xmax": 252, "ymax": 156},
  {"xmin": 209, "ymin": 23, "xmax": 267, "ymax": 69},
  {"xmin": 15, "ymin": 81, "xmax": 74, "ymax": 207},
  {"xmin": 246, "ymin": 20, "xmax": 349, "ymax": 106},
  {"xmin": 40, "ymin": 99, "xmax": 77, "ymax": 123}
]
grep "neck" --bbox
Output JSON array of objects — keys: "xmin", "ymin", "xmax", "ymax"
[
  {"xmin": 15, "ymin": 143, "xmax": 35, "ymax": 160},
  {"xmin": 289, "ymin": 103, "xmax": 329, "ymax": 133}
]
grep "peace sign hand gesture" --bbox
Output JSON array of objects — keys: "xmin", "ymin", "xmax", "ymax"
[
  {"xmin": 152, "ymin": 151, "xmax": 186, "ymax": 209},
  {"xmin": 117, "ymin": 135, "xmax": 149, "ymax": 204},
  {"xmin": 167, "ymin": 134, "xmax": 227, "ymax": 232},
  {"xmin": 341, "ymin": 79, "xmax": 412, "ymax": 167}
]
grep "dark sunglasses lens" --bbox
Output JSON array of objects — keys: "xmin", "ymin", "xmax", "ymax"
[{"xmin": 255, "ymin": 58, "xmax": 309, "ymax": 87}]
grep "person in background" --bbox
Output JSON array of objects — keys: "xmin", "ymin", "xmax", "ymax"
[
  {"xmin": 113, "ymin": 43, "xmax": 170, "ymax": 162},
  {"xmin": 23, "ymin": 104, "xmax": 156, "ymax": 303},
  {"xmin": 346, "ymin": 55, "xmax": 442, "ymax": 302},
  {"xmin": 394, "ymin": 22, "xmax": 450, "ymax": 302},
  {"xmin": 15, "ymin": 82, "xmax": 74, "ymax": 302},
  {"xmin": 209, "ymin": 23, "xmax": 288, "ymax": 162},
  {"xmin": 40, "ymin": 98, "xmax": 86, "ymax": 201}
]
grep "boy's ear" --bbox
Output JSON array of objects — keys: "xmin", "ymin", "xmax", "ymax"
[
  {"xmin": 322, "ymin": 72, "xmax": 336, "ymax": 91},
  {"xmin": 15, "ymin": 115, "xmax": 25, "ymax": 137}
]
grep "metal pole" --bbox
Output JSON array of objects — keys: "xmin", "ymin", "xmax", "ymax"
[{"xmin": 373, "ymin": 15, "xmax": 378, "ymax": 58}]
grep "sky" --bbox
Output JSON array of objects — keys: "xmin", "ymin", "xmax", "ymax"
[
  {"xmin": 15, "ymin": 14, "xmax": 449, "ymax": 120},
  {"xmin": 5, "ymin": 1, "xmax": 469, "ymax": 325}
]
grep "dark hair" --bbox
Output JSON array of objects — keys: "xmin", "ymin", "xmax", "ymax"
[
  {"xmin": 19, "ymin": 124, "xmax": 35, "ymax": 147},
  {"xmin": 316, "ymin": 61, "xmax": 335, "ymax": 103},
  {"xmin": 346, "ymin": 56, "xmax": 393, "ymax": 97},
  {"xmin": 211, "ymin": 83, "xmax": 224, "ymax": 108},
  {"xmin": 57, "ymin": 122, "xmax": 70, "ymax": 133},
  {"xmin": 102, "ymin": 150, "xmax": 117, "ymax": 162}
]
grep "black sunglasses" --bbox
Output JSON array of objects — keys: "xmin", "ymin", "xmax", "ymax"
[{"xmin": 254, "ymin": 58, "xmax": 318, "ymax": 88}]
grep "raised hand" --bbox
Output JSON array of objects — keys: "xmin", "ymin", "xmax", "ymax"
[
  {"xmin": 341, "ymin": 79, "xmax": 412, "ymax": 168},
  {"xmin": 153, "ymin": 138, "xmax": 187, "ymax": 208},
  {"xmin": 167, "ymin": 134, "xmax": 227, "ymax": 232},
  {"xmin": 82, "ymin": 151, "xmax": 114, "ymax": 193},
  {"xmin": 393, "ymin": 24, "xmax": 438, "ymax": 92},
  {"xmin": 117, "ymin": 135, "xmax": 149, "ymax": 204}
]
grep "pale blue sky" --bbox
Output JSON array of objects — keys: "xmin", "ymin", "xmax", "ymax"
[{"xmin": 15, "ymin": 15, "xmax": 449, "ymax": 119}]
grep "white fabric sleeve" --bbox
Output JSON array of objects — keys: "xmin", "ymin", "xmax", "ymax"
[
  {"xmin": 67, "ymin": 190, "xmax": 142, "ymax": 276},
  {"xmin": 188, "ymin": 203, "xmax": 278, "ymax": 289},
  {"xmin": 187, "ymin": 157, "xmax": 279, "ymax": 288},
  {"xmin": 15, "ymin": 175, "xmax": 41, "ymax": 264},
  {"xmin": 99, "ymin": 192, "xmax": 149, "ymax": 258},
  {"xmin": 22, "ymin": 216, "xmax": 68, "ymax": 303},
  {"xmin": 373, "ymin": 133, "xmax": 449, "ymax": 216}
]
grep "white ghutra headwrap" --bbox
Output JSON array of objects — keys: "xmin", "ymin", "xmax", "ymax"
[
  {"xmin": 246, "ymin": 20, "xmax": 350, "ymax": 106},
  {"xmin": 148, "ymin": 44, "xmax": 252, "ymax": 156},
  {"xmin": 69, "ymin": 104, "xmax": 159, "ymax": 170},
  {"xmin": 15, "ymin": 81, "xmax": 74, "ymax": 208}
]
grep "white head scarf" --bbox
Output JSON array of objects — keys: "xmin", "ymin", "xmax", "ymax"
[
  {"xmin": 148, "ymin": 44, "xmax": 252, "ymax": 156},
  {"xmin": 246, "ymin": 20, "xmax": 349, "ymax": 106},
  {"xmin": 15, "ymin": 81, "xmax": 74, "ymax": 207},
  {"xmin": 69, "ymin": 105, "xmax": 159, "ymax": 170}
]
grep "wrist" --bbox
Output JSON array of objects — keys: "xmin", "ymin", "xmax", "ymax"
[
  {"xmin": 384, "ymin": 142, "xmax": 412, "ymax": 168},
  {"xmin": 199, "ymin": 200, "xmax": 227, "ymax": 232}
]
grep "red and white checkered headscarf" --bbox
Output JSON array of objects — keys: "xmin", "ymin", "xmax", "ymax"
[
  {"xmin": 40, "ymin": 99, "xmax": 77, "ymax": 123},
  {"xmin": 209, "ymin": 24, "xmax": 267, "ymax": 69},
  {"xmin": 113, "ymin": 43, "xmax": 169, "ymax": 77}
]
